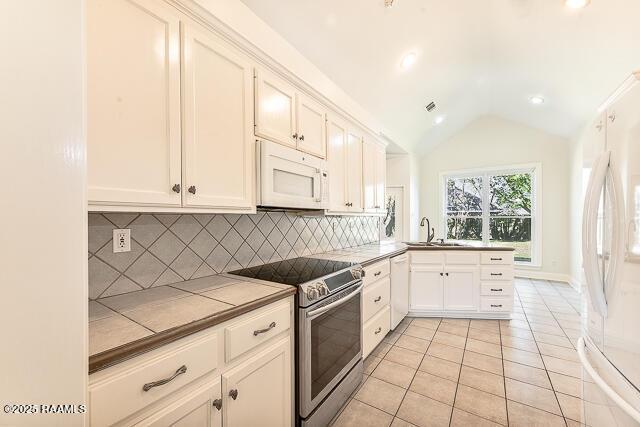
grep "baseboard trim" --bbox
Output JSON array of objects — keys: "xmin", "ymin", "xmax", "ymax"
[{"xmin": 515, "ymin": 270, "xmax": 571, "ymax": 283}]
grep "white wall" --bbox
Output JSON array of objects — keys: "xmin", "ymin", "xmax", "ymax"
[
  {"xmin": 419, "ymin": 116, "xmax": 571, "ymax": 279},
  {"xmin": 386, "ymin": 153, "xmax": 422, "ymax": 242},
  {"xmin": 0, "ymin": 1, "xmax": 87, "ymax": 425}
]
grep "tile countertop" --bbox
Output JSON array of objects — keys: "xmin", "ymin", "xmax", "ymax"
[
  {"xmin": 88, "ymin": 275, "xmax": 295, "ymax": 373},
  {"xmin": 88, "ymin": 241, "xmax": 514, "ymax": 373}
]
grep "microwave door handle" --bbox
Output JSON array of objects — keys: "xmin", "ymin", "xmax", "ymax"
[
  {"xmin": 314, "ymin": 169, "xmax": 322, "ymax": 202},
  {"xmin": 306, "ymin": 283, "xmax": 363, "ymax": 320}
]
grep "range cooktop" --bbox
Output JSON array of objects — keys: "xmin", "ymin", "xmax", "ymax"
[{"xmin": 228, "ymin": 256, "xmax": 355, "ymax": 286}]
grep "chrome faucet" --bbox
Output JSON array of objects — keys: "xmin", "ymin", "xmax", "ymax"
[{"xmin": 419, "ymin": 217, "xmax": 436, "ymax": 243}]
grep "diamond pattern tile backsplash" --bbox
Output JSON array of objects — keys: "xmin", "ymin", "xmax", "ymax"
[{"xmin": 88, "ymin": 211, "xmax": 380, "ymax": 299}]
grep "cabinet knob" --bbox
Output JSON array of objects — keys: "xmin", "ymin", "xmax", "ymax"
[
  {"xmin": 374, "ymin": 327, "xmax": 382, "ymax": 334},
  {"xmin": 188, "ymin": 185, "xmax": 197, "ymax": 195},
  {"xmin": 212, "ymin": 398, "xmax": 222, "ymax": 411},
  {"xmin": 440, "ymin": 272, "xmax": 443, "ymax": 276},
  {"xmin": 445, "ymin": 272, "xmax": 449, "ymax": 276},
  {"xmin": 374, "ymin": 296, "xmax": 382, "ymax": 303},
  {"xmin": 229, "ymin": 389, "xmax": 238, "ymax": 400},
  {"xmin": 172, "ymin": 184, "xmax": 181, "ymax": 193},
  {"xmin": 609, "ymin": 112, "xmax": 616, "ymax": 122},
  {"xmin": 299, "ymin": 134, "xmax": 305, "ymax": 141},
  {"xmin": 293, "ymin": 133, "xmax": 299, "ymax": 139}
]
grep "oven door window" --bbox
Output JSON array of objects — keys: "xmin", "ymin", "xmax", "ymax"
[{"xmin": 310, "ymin": 294, "xmax": 361, "ymax": 401}]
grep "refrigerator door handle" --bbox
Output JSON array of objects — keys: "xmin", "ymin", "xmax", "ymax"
[
  {"xmin": 582, "ymin": 151, "xmax": 610, "ymax": 317},
  {"xmin": 577, "ymin": 336, "xmax": 640, "ymax": 424}
]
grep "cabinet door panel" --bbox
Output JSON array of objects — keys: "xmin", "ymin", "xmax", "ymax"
[
  {"xmin": 296, "ymin": 93, "xmax": 327, "ymax": 158},
  {"xmin": 347, "ymin": 129, "xmax": 363, "ymax": 212},
  {"xmin": 222, "ymin": 337, "xmax": 291, "ymax": 427},
  {"xmin": 138, "ymin": 378, "xmax": 222, "ymax": 427},
  {"xmin": 443, "ymin": 267, "xmax": 478, "ymax": 311},
  {"xmin": 409, "ymin": 266, "xmax": 444, "ymax": 311},
  {"xmin": 255, "ymin": 69, "xmax": 296, "ymax": 147},
  {"xmin": 327, "ymin": 115, "xmax": 348, "ymax": 211},
  {"xmin": 182, "ymin": 22, "xmax": 254, "ymax": 209},
  {"xmin": 87, "ymin": 0, "xmax": 181, "ymax": 206},
  {"xmin": 362, "ymin": 141, "xmax": 376, "ymax": 211}
]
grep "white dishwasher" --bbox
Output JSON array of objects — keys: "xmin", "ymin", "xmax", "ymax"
[{"xmin": 390, "ymin": 254, "xmax": 409, "ymax": 329}]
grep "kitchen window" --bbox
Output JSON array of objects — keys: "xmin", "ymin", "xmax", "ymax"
[{"xmin": 441, "ymin": 165, "xmax": 540, "ymax": 265}]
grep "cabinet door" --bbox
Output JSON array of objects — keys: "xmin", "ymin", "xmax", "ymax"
[
  {"xmin": 443, "ymin": 266, "xmax": 479, "ymax": 311},
  {"xmin": 138, "ymin": 378, "xmax": 222, "ymax": 427},
  {"xmin": 222, "ymin": 337, "xmax": 291, "ymax": 427},
  {"xmin": 87, "ymin": 0, "xmax": 181, "ymax": 207},
  {"xmin": 181, "ymin": 22, "xmax": 254, "ymax": 210},
  {"xmin": 362, "ymin": 141, "xmax": 377, "ymax": 212},
  {"xmin": 255, "ymin": 69, "xmax": 297, "ymax": 148},
  {"xmin": 327, "ymin": 115, "xmax": 348, "ymax": 211},
  {"xmin": 346, "ymin": 128, "xmax": 364, "ymax": 212},
  {"xmin": 296, "ymin": 93, "xmax": 327, "ymax": 158},
  {"xmin": 374, "ymin": 144, "xmax": 387, "ymax": 212},
  {"xmin": 409, "ymin": 266, "xmax": 444, "ymax": 311}
]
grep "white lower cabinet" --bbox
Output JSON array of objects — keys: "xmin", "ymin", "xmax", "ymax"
[
  {"xmin": 137, "ymin": 378, "xmax": 222, "ymax": 427},
  {"xmin": 89, "ymin": 298, "xmax": 294, "ymax": 427},
  {"xmin": 409, "ymin": 250, "xmax": 514, "ymax": 318},
  {"xmin": 221, "ymin": 338, "xmax": 291, "ymax": 427},
  {"xmin": 409, "ymin": 266, "xmax": 444, "ymax": 311}
]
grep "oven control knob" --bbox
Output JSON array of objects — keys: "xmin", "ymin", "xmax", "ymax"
[
  {"xmin": 351, "ymin": 267, "xmax": 364, "ymax": 280},
  {"xmin": 306, "ymin": 286, "xmax": 319, "ymax": 301},
  {"xmin": 317, "ymin": 283, "xmax": 329, "ymax": 296}
]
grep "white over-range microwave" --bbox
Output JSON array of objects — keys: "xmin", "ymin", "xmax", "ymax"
[{"xmin": 256, "ymin": 139, "xmax": 329, "ymax": 210}]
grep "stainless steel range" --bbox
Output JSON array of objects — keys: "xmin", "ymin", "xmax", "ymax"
[{"xmin": 229, "ymin": 257, "xmax": 364, "ymax": 427}]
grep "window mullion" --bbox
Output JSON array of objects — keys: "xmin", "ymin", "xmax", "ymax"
[{"xmin": 482, "ymin": 173, "xmax": 490, "ymax": 246}]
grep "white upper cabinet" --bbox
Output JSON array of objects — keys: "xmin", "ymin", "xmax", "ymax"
[
  {"xmin": 181, "ymin": 21, "xmax": 254, "ymax": 210},
  {"xmin": 254, "ymin": 69, "xmax": 297, "ymax": 148},
  {"xmin": 255, "ymin": 68, "xmax": 328, "ymax": 159},
  {"xmin": 327, "ymin": 115, "xmax": 348, "ymax": 212},
  {"xmin": 346, "ymin": 128, "xmax": 364, "ymax": 212},
  {"xmin": 363, "ymin": 139, "xmax": 386, "ymax": 213},
  {"xmin": 87, "ymin": 0, "xmax": 182, "ymax": 207},
  {"xmin": 327, "ymin": 116, "xmax": 364, "ymax": 213},
  {"xmin": 296, "ymin": 93, "xmax": 327, "ymax": 158}
]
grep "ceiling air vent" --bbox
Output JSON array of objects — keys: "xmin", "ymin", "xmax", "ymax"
[{"xmin": 425, "ymin": 102, "xmax": 436, "ymax": 112}]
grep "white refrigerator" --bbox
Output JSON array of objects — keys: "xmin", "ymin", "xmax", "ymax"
[{"xmin": 580, "ymin": 71, "xmax": 640, "ymax": 426}]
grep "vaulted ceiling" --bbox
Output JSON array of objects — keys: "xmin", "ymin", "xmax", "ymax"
[{"xmin": 240, "ymin": 0, "xmax": 640, "ymax": 154}]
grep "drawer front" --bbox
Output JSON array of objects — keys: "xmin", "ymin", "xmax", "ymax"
[
  {"xmin": 363, "ymin": 305, "xmax": 390, "ymax": 359},
  {"xmin": 410, "ymin": 251, "xmax": 445, "ymax": 265},
  {"xmin": 90, "ymin": 334, "xmax": 218, "ymax": 427},
  {"xmin": 225, "ymin": 302, "xmax": 290, "ymax": 362},
  {"xmin": 480, "ymin": 252, "xmax": 514, "ymax": 265},
  {"xmin": 363, "ymin": 276, "xmax": 391, "ymax": 321},
  {"xmin": 445, "ymin": 251, "xmax": 479, "ymax": 265},
  {"xmin": 480, "ymin": 281, "xmax": 513, "ymax": 296},
  {"xmin": 480, "ymin": 296, "xmax": 513, "ymax": 312},
  {"xmin": 481, "ymin": 266, "xmax": 514, "ymax": 281},
  {"xmin": 363, "ymin": 259, "xmax": 390, "ymax": 287}
]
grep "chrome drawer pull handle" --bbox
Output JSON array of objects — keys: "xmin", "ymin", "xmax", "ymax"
[
  {"xmin": 212, "ymin": 399, "xmax": 222, "ymax": 411},
  {"xmin": 374, "ymin": 327, "xmax": 382, "ymax": 334},
  {"xmin": 374, "ymin": 271, "xmax": 381, "ymax": 276},
  {"xmin": 490, "ymin": 304, "xmax": 503, "ymax": 308},
  {"xmin": 490, "ymin": 273, "xmax": 503, "ymax": 276},
  {"xmin": 374, "ymin": 296, "xmax": 382, "ymax": 302},
  {"xmin": 142, "ymin": 365, "xmax": 187, "ymax": 392},
  {"xmin": 229, "ymin": 389, "xmax": 238, "ymax": 400},
  {"xmin": 491, "ymin": 288, "xmax": 503, "ymax": 292},
  {"xmin": 253, "ymin": 321, "xmax": 276, "ymax": 336},
  {"xmin": 490, "ymin": 257, "xmax": 503, "ymax": 261}
]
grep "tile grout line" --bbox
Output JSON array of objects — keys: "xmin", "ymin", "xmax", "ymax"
[
  {"xmin": 517, "ymin": 279, "xmax": 570, "ymax": 426},
  {"xmin": 499, "ymin": 314, "xmax": 510, "ymax": 427},
  {"xmin": 448, "ymin": 319, "xmax": 468, "ymax": 427}
]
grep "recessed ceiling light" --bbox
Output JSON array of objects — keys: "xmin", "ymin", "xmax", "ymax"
[
  {"xmin": 529, "ymin": 96, "xmax": 545, "ymax": 105},
  {"xmin": 566, "ymin": 0, "xmax": 589, "ymax": 9},
  {"xmin": 434, "ymin": 115, "xmax": 446, "ymax": 125},
  {"xmin": 401, "ymin": 52, "xmax": 417, "ymax": 69}
]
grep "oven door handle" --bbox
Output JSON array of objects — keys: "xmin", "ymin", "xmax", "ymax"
[{"xmin": 306, "ymin": 283, "xmax": 363, "ymax": 319}]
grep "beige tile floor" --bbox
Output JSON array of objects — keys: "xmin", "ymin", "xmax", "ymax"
[{"xmin": 330, "ymin": 278, "xmax": 588, "ymax": 427}]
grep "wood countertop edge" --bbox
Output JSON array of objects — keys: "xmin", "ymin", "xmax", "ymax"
[{"xmin": 89, "ymin": 286, "xmax": 296, "ymax": 374}]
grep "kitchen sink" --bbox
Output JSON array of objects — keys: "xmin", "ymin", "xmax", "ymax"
[{"xmin": 405, "ymin": 241, "xmax": 466, "ymax": 247}]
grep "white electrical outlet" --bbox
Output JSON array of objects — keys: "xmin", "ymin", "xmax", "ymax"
[{"xmin": 113, "ymin": 229, "xmax": 131, "ymax": 253}]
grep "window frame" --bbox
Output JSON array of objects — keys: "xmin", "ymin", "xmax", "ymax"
[{"xmin": 439, "ymin": 163, "xmax": 542, "ymax": 267}]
